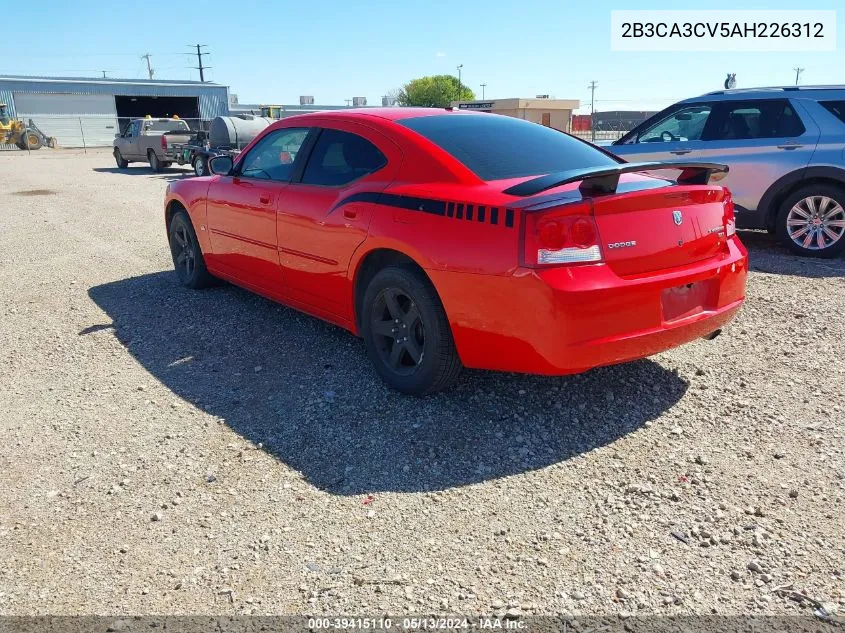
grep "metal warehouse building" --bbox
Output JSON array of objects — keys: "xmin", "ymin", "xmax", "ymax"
[{"xmin": 0, "ymin": 75, "xmax": 229, "ymax": 147}]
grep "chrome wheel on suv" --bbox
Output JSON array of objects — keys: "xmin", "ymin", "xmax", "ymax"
[
  {"xmin": 787, "ymin": 196, "xmax": 845, "ymax": 250},
  {"xmin": 777, "ymin": 186, "xmax": 845, "ymax": 258}
]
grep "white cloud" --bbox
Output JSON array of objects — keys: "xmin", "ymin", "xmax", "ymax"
[{"xmin": 435, "ymin": 52, "xmax": 447, "ymax": 58}]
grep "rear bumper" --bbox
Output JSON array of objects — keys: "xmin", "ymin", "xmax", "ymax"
[{"xmin": 430, "ymin": 237, "xmax": 748, "ymax": 375}]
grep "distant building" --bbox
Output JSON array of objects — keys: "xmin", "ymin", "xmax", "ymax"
[
  {"xmin": 229, "ymin": 102, "xmax": 380, "ymax": 118},
  {"xmin": 352, "ymin": 96, "xmax": 367, "ymax": 107},
  {"xmin": 450, "ymin": 97, "xmax": 580, "ymax": 132},
  {"xmin": 0, "ymin": 74, "xmax": 229, "ymax": 146},
  {"xmin": 300, "ymin": 96, "xmax": 315, "ymax": 105},
  {"xmin": 382, "ymin": 96, "xmax": 398, "ymax": 107}
]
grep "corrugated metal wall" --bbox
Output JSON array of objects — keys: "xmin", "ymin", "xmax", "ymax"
[
  {"xmin": 0, "ymin": 77, "xmax": 229, "ymax": 119},
  {"xmin": 0, "ymin": 87, "xmax": 15, "ymax": 115}
]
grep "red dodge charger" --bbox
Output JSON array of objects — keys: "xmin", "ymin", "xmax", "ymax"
[{"xmin": 164, "ymin": 108, "xmax": 747, "ymax": 394}]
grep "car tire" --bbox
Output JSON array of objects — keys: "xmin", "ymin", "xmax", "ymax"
[
  {"xmin": 114, "ymin": 149, "xmax": 128, "ymax": 169},
  {"xmin": 361, "ymin": 266, "xmax": 462, "ymax": 395},
  {"xmin": 148, "ymin": 150, "xmax": 162, "ymax": 173},
  {"xmin": 776, "ymin": 184, "xmax": 845, "ymax": 258},
  {"xmin": 168, "ymin": 211, "xmax": 216, "ymax": 289},
  {"xmin": 193, "ymin": 155, "xmax": 208, "ymax": 177}
]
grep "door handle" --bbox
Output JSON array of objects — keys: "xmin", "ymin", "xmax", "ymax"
[
  {"xmin": 343, "ymin": 208, "xmax": 358, "ymax": 220},
  {"xmin": 259, "ymin": 193, "xmax": 271, "ymax": 204},
  {"xmin": 670, "ymin": 149, "xmax": 693, "ymax": 155},
  {"xmin": 777, "ymin": 142, "xmax": 803, "ymax": 150}
]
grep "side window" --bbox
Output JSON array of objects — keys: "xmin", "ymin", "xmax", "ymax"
[
  {"xmin": 637, "ymin": 105, "xmax": 712, "ymax": 143},
  {"xmin": 127, "ymin": 121, "xmax": 139, "ymax": 137},
  {"xmin": 239, "ymin": 127, "xmax": 310, "ymax": 182},
  {"xmin": 821, "ymin": 101, "xmax": 845, "ymax": 125},
  {"xmin": 706, "ymin": 100, "xmax": 806, "ymax": 141},
  {"xmin": 300, "ymin": 129, "xmax": 387, "ymax": 187}
]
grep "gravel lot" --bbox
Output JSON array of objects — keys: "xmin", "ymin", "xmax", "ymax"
[{"xmin": 0, "ymin": 148, "xmax": 843, "ymax": 618}]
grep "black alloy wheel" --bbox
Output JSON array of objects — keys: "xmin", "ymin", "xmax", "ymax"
[
  {"xmin": 168, "ymin": 212, "xmax": 215, "ymax": 289},
  {"xmin": 362, "ymin": 266, "xmax": 461, "ymax": 395},
  {"xmin": 370, "ymin": 287, "xmax": 426, "ymax": 375}
]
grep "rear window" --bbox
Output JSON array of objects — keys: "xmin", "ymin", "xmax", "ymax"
[
  {"xmin": 821, "ymin": 101, "xmax": 845, "ymax": 125},
  {"xmin": 144, "ymin": 120, "xmax": 189, "ymax": 133},
  {"xmin": 399, "ymin": 114, "xmax": 619, "ymax": 181}
]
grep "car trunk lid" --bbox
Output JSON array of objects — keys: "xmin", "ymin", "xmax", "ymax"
[{"xmin": 592, "ymin": 186, "xmax": 730, "ymax": 276}]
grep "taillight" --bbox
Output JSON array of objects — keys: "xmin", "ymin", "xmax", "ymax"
[
  {"xmin": 161, "ymin": 135, "xmax": 168, "ymax": 150},
  {"xmin": 723, "ymin": 191, "xmax": 736, "ymax": 237},
  {"xmin": 521, "ymin": 201, "xmax": 603, "ymax": 267}
]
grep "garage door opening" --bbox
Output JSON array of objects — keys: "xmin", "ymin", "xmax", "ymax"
[{"xmin": 115, "ymin": 95, "xmax": 200, "ymax": 133}]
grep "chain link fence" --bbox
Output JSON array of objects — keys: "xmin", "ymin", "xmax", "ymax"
[
  {"xmin": 569, "ymin": 130, "xmax": 627, "ymax": 144},
  {"xmin": 2, "ymin": 113, "xmax": 629, "ymax": 151},
  {"xmin": 1, "ymin": 116, "xmax": 211, "ymax": 151}
]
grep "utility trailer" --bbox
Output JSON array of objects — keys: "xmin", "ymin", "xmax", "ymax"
[{"xmin": 170, "ymin": 115, "xmax": 274, "ymax": 176}]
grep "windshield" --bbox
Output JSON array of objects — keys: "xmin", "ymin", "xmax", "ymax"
[
  {"xmin": 143, "ymin": 120, "xmax": 190, "ymax": 133},
  {"xmin": 399, "ymin": 113, "xmax": 619, "ymax": 181}
]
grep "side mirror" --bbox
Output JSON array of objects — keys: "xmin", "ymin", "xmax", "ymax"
[{"xmin": 209, "ymin": 155, "xmax": 233, "ymax": 176}]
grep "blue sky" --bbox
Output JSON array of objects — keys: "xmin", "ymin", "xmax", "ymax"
[{"xmin": 3, "ymin": 0, "xmax": 842, "ymax": 113}]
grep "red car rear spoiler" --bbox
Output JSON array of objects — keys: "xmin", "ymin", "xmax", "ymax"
[{"xmin": 503, "ymin": 162, "xmax": 730, "ymax": 197}]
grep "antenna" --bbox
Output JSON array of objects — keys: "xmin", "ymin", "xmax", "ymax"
[{"xmin": 793, "ymin": 67, "xmax": 805, "ymax": 85}]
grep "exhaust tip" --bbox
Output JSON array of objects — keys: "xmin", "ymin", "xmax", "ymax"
[{"xmin": 702, "ymin": 329, "xmax": 722, "ymax": 341}]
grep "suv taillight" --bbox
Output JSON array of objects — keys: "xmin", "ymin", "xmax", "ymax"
[
  {"xmin": 160, "ymin": 135, "xmax": 168, "ymax": 150},
  {"xmin": 521, "ymin": 201, "xmax": 603, "ymax": 267},
  {"xmin": 723, "ymin": 191, "xmax": 736, "ymax": 237}
]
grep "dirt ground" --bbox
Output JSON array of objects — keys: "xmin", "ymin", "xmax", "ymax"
[{"xmin": 0, "ymin": 148, "xmax": 842, "ymax": 617}]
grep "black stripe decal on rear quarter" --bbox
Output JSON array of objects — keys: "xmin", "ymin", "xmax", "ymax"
[{"xmin": 328, "ymin": 192, "xmax": 513, "ymax": 227}]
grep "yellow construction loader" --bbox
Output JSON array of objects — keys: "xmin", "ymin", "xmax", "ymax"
[
  {"xmin": 0, "ymin": 103, "xmax": 57, "ymax": 149},
  {"xmin": 259, "ymin": 105, "xmax": 283, "ymax": 119}
]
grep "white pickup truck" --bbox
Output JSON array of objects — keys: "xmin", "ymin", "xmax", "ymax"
[{"xmin": 112, "ymin": 117, "xmax": 193, "ymax": 172}]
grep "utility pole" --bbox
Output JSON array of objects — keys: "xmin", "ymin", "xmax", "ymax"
[
  {"xmin": 101, "ymin": 70, "xmax": 107, "ymax": 78},
  {"xmin": 345, "ymin": 99, "xmax": 352, "ymax": 107},
  {"xmin": 191, "ymin": 44, "xmax": 210, "ymax": 82},
  {"xmin": 793, "ymin": 67, "xmax": 804, "ymax": 85},
  {"xmin": 141, "ymin": 53, "xmax": 154, "ymax": 80},
  {"xmin": 457, "ymin": 64, "xmax": 463, "ymax": 87},
  {"xmin": 588, "ymin": 80, "xmax": 598, "ymax": 141},
  {"xmin": 480, "ymin": 83, "xmax": 487, "ymax": 99}
]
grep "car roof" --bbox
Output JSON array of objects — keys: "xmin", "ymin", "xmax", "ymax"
[{"xmin": 682, "ymin": 85, "xmax": 845, "ymax": 103}]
